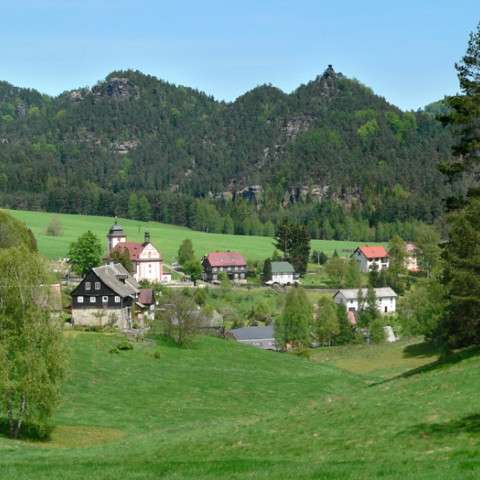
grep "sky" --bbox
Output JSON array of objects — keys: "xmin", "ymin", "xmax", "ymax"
[{"xmin": 0, "ymin": 0, "xmax": 478, "ymax": 110}]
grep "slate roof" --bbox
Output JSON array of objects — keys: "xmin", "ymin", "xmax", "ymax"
[
  {"xmin": 355, "ymin": 245, "xmax": 388, "ymax": 259},
  {"xmin": 205, "ymin": 251, "xmax": 246, "ymax": 267},
  {"xmin": 229, "ymin": 325, "xmax": 274, "ymax": 341},
  {"xmin": 92, "ymin": 263, "xmax": 139, "ymax": 298},
  {"xmin": 271, "ymin": 261, "xmax": 295, "ymax": 274},
  {"xmin": 108, "ymin": 222, "xmax": 125, "ymax": 237},
  {"xmin": 334, "ymin": 287, "xmax": 397, "ymax": 300}
]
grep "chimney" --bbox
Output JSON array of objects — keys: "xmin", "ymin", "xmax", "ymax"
[{"xmin": 144, "ymin": 231, "xmax": 150, "ymax": 244}]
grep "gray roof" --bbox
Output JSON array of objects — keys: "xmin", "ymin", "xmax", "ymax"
[
  {"xmin": 271, "ymin": 261, "xmax": 295, "ymax": 274},
  {"xmin": 229, "ymin": 325, "xmax": 274, "ymax": 341},
  {"xmin": 334, "ymin": 287, "xmax": 397, "ymax": 300},
  {"xmin": 108, "ymin": 222, "xmax": 125, "ymax": 236},
  {"xmin": 92, "ymin": 263, "xmax": 139, "ymax": 298}
]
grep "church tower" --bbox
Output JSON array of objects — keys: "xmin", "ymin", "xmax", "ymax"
[{"xmin": 107, "ymin": 220, "xmax": 127, "ymax": 253}]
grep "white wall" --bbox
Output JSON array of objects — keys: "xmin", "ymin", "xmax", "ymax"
[
  {"xmin": 271, "ymin": 272, "xmax": 294, "ymax": 285},
  {"xmin": 136, "ymin": 244, "xmax": 163, "ymax": 282},
  {"xmin": 335, "ymin": 293, "xmax": 396, "ymax": 314}
]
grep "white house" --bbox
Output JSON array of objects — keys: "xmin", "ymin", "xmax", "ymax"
[
  {"xmin": 352, "ymin": 245, "xmax": 389, "ymax": 273},
  {"xmin": 266, "ymin": 261, "xmax": 296, "ymax": 286},
  {"xmin": 107, "ymin": 223, "xmax": 165, "ymax": 283},
  {"xmin": 333, "ymin": 287, "xmax": 397, "ymax": 314}
]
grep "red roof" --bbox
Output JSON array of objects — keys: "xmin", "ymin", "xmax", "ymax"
[
  {"xmin": 357, "ymin": 245, "xmax": 388, "ymax": 259},
  {"xmin": 113, "ymin": 242, "xmax": 145, "ymax": 261},
  {"xmin": 206, "ymin": 252, "xmax": 246, "ymax": 267},
  {"xmin": 138, "ymin": 288, "xmax": 154, "ymax": 305}
]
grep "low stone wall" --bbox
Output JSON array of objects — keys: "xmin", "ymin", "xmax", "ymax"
[{"xmin": 72, "ymin": 308, "xmax": 130, "ymax": 329}]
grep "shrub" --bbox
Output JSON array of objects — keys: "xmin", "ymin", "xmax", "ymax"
[
  {"xmin": 369, "ymin": 319, "xmax": 386, "ymax": 344},
  {"xmin": 116, "ymin": 340, "xmax": 134, "ymax": 351}
]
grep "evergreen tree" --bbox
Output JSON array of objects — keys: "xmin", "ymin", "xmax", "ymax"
[
  {"xmin": 137, "ymin": 194, "xmax": 152, "ymax": 221},
  {"xmin": 387, "ymin": 235, "xmax": 407, "ymax": 293},
  {"xmin": 223, "ymin": 215, "xmax": 234, "ymax": 234},
  {"xmin": 262, "ymin": 258, "xmax": 272, "ymax": 282},
  {"xmin": 178, "ymin": 239, "xmax": 195, "ymax": 266},
  {"xmin": 128, "ymin": 193, "xmax": 139, "ymax": 220},
  {"xmin": 345, "ymin": 258, "xmax": 362, "ymax": 288},
  {"xmin": 415, "ymin": 224, "xmax": 441, "ymax": 277},
  {"xmin": 274, "ymin": 220, "xmax": 310, "ymax": 276}
]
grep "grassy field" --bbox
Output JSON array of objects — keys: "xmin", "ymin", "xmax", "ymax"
[
  {"xmin": 1, "ymin": 332, "xmax": 479, "ymax": 479},
  {"xmin": 6, "ymin": 209, "xmax": 369, "ymax": 262}
]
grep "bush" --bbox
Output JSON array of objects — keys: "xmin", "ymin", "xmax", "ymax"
[
  {"xmin": 116, "ymin": 340, "xmax": 134, "ymax": 351},
  {"xmin": 369, "ymin": 319, "xmax": 386, "ymax": 344}
]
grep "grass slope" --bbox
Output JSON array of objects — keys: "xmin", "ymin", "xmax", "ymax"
[
  {"xmin": 1, "ymin": 333, "xmax": 479, "ymax": 479},
  {"xmin": 6, "ymin": 209, "xmax": 369, "ymax": 262}
]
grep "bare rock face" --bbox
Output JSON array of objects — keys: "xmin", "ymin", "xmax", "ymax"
[
  {"xmin": 111, "ymin": 139, "xmax": 140, "ymax": 155},
  {"xmin": 92, "ymin": 77, "xmax": 139, "ymax": 100},
  {"xmin": 312, "ymin": 65, "xmax": 338, "ymax": 98},
  {"xmin": 69, "ymin": 90, "xmax": 84, "ymax": 102},
  {"xmin": 284, "ymin": 115, "xmax": 314, "ymax": 141},
  {"xmin": 15, "ymin": 103, "xmax": 26, "ymax": 118}
]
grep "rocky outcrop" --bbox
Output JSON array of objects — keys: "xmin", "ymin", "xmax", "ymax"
[
  {"xmin": 92, "ymin": 77, "xmax": 139, "ymax": 100},
  {"xmin": 111, "ymin": 139, "xmax": 139, "ymax": 155}
]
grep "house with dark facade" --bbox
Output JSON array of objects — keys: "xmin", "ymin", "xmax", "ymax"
[
  {"xmin": 201, "ymin": 252, "xmax": 247, "ymax": 283},
  {"xmin": 71, "ymin": 263, "xmax": 154, "ymax": 329}
]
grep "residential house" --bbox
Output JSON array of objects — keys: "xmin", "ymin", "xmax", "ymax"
[
  {"xmin": 265, "ymin": 261, "xmax": 296, "ymax": 286},
  {"xmin": 228, "ymin": 325, "xmax": 276, "ymax": 350},
  {"xmin": 71, "ymin": 263, "xmax": 155, "ymax": 329},
  {"xmin": 405, "ymin": 242, "xmax": 420, "ymax": 272},
  {"xmin": 352, "ymin": 245, "xmax": 389, "ymax": 273},
  {"xmin": 107, "ymin": 222, "xmax": 164, "ymax": 283},
  {"xmin": 333, "ymin": 287, "xmax": 397, "ymax": 314},
  {"xmin": 202, "ymin": 252, "xmax": 247, "ymax": 283}
]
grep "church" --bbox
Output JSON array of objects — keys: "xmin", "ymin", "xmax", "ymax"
[{"xmin": 107, "ymin": 221, "xmax": 164, "ymax": 283}]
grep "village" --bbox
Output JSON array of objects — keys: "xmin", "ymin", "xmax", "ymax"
[{"xmin": 62, "ymin": 220, "xmax": 423, "ymax": 351}]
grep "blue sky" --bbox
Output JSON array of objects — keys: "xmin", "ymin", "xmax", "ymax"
[{"xmin": 0, "ymin": 0, "xmax": 477, "ymax": 110}]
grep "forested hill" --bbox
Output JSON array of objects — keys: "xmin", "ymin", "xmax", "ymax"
[{"xmin": 0, "ymin": 67, "xmax": 453, "ymax": 241}]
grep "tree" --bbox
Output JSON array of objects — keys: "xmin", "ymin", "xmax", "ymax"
[
  {"xmin": 0, "ymin": 247, "xmax": 66, "ymax": 438},
  {"xmin": 68, "ymin": 231, "xmax": 102, "ymax": 275},
  {"xmin": 109, "ymin": 248, "xmax": 133, "ymax": 273},
  {"xmin": 415, "ymin": 224, "xmax": 441, "ymax": 276},
  {"xmin": 223, "ymin": 215, "xmax": 234, "ymax": 234},
  {"xmin": 183, "ymin": 259, "xmax": 202, "ymax": 284},
  {"xmin": 45, "ymin": 216, "xmax": 63, "ymax": 237},
  {"xmin": 325, "ymin": 256, "xmax": 347, "ymax": 287},
  {"xmin": 137, "ymin": 194, "xmax": 152, "ymax": 221},
  {"xmin": 398, "ymin": 277, "xmax": 446, "ymax": 339},
  {"xmin": 387, "ymin": 235, "xmax": 407, "ymax": 293},
  {"xmin": 262, "ymin": 258, "xmax": 272, "ymax": 282},
  {"xmin": 128, "ymin": 193, "xmax": 139, "ymax": 220},
  {"xmin": 345, "ymin": 258, "xmax": 362, "ymax": 288},
  {"xmin": 435, "ymin": 24, "xmax": 480, "ymax": 348},
  {"xmin": 178, "ymin": 239, "xmax": 195, "ymax": 266},
  {"xmin": 437, "ymin": 199, "xmax": 480, "ymax": 347},
  {"xmin": 369, "ymin": 318, "xmax": 385, "ymax": 344},
  {"xmin": 335, "ymin": 304, "xmax": 355, "ymax": 345},
  {"xmin": 360, "ymin": 286, "xmax": 379, "ymax": 327},
  {"xmin": 311, "ymin": 250, "xmax": 328, "ymax": 265},
  {"xmin": 155, "ymin": 291, "xmax": 199, "ymax": 346},
  {"xmin": 314, "ymin": 297, "xmax": 340, "ymax": 345},
  {"xmin": 274, "ymin": 220, "xmax": 311, "ymax": 276},
  {"xmin": 274, "ymin": 288, "xmax": 312, "ymax": 350},
  {"xmin": 247, "ymin": 301, "xmax": 271, "ymax": 326}
]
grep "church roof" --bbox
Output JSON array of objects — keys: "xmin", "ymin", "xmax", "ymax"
[
  {"xmin": 108, "ymin": 222, "xmax": 125, "ymax": 237},
  {"xmin": 113, "ymin": 241, "xmax": 162, "ymax": 261}
]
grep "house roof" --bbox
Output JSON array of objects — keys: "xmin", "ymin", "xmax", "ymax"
[
  {"xmin": 356, "ymin": 245, "xmax": 388, "ymax": 259},
  {"xmin": 229, "ymin": 325, "xmax": 274, "ymax": 341},
  {"xmin": 113, "ymin": 242, "xmax": 145, "ymax": 261},
  {"xmin": 138, "ymin": 288, "xmax": 154, "ymax": 305},
  {"xmin": 92, "ymin": 263, "xmax": 139, "ymax": 298},
  {"xmin": 334, "ymin": 287, "xmax": 397, "ymax": 300},
  {"xmin": 205, "ymin": 251, "xmax": 246, "ymax": 267},
  {"xmin": 405, "ymin": 242, "xmax": 417, "ymax": 253},
  {"xmin": 271, "ymin": 261, "xmax": 295, "ymax": 274}
]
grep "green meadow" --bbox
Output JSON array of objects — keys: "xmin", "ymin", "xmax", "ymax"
[
  {"xmin": 1, "ymin": 332, "xmax": 479, "ymax": 479},
  {"xmin": 6, "ymin": 209, "xmax": 366, "ymax": 262}
]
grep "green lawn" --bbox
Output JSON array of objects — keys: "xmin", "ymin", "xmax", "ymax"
[
  {"xmin": 1, "ymin": 332, "xmax": 479, "ymax": 479},
  {"xmin": 6, "ymin": 209, "xmax": 369, "ymax": 262}
]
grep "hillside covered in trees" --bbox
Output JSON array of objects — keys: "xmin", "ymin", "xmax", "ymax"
[{"xmin": 0, "ymin": 66, "xmax": 454, "ymax": 241}]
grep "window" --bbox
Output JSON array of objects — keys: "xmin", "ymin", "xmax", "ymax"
[
  {"xmin": 77, "ymin": 296, "xmax": 84, "ymax": 303},
  {"xmin": 102, "ymin": 296, "xmax": 109, "ymax": 303},
  {"xmin": 95, "ymin": 282, "xmax": 101, "ymax": 290},
  {"xmin": 114, "ymin": 296, "xmax": 121, "ymax": 303},
  {"xmin": 85, "ymin": 282, "xmax": 91, "ymax": 291},
  {"xmin": 90, "ymin": 297, "xmax": 96, "ymax": 303}
]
